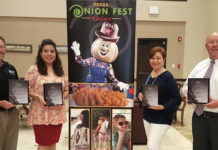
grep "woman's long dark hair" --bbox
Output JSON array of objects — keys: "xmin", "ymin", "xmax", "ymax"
[
  {"xmin": 81, "ymin": 110, "xmax": 89, "ymax": 128},
  {"xmin": 36, "ymin": 39, "xmax": 63, "ymax": 76}
]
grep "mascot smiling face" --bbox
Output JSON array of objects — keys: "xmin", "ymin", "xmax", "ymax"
[
  {"xmin": 91, "ymin": 22, "xmax": 120, "ymax": 63},
  {"xmin": 91, "ymin": 38, "xmax": 118, "ymax": 63}
]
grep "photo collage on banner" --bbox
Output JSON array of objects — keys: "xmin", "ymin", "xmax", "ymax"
[
  {"xmin": 67, "ymin": 0, "xmax": 136, "ymax": 149},
  {"xmin": 70, "ymin": 108, "xmax": 132, "ymax": 150}
]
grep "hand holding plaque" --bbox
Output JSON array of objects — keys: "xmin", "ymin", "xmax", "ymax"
[
  {"xmin": 142, "ymin": 96, "xmax": 150, "ymax": 107},
  {"xmin": 9, "ymin": 79, "xmax": 29, "ymax": 105},
  {"xmin": 188, "ymin": 78, "xmax": 209, "ymax": 104},
  {"xmin": 142, "ymin": 85, "xmax": 158, "ymax": 107},
  {"xmin": 43, "ymin": 83, "xmax": 63, "ymax": 106}
]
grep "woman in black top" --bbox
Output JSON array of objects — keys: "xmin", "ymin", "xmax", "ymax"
[{"xmin": 136, "ymin": 46, "xmax": 181, "ymax": 150}]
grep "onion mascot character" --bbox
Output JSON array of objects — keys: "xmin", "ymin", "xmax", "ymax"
[{"xmin": 71, "ymin": 22, "xmax": 129, "ymax": 91}]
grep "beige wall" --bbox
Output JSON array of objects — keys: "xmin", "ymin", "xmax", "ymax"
[
  {"xmin": 205, "ymin": 0, "xmax": 218, "ymax": 34},
  {"xmin": 183, "ymin": 0, "xmax": 207, "ymax": 77},
  {"xmin": 0, "ymin": 17, "xmax": 67, "ymax": 77},
  {"xmin": 204, "ymin": 0, "xmax": 218, "ymax": 58},
  {"xmin": 135, "ymin": 21, "xmax": 185, "ymax": 79},
  {"xmin": 135, "ymin": 0, "xmax": 209, "ymax": 78},
  {"xmin": 0, "ymin": 0, "xmax": 218, "ymax": 79},
  {"xmin": 0, "ymin": 0, "xmax": 66, "ymax": 18},
  {"xmin": 136, "ymin": 1, "xmax": 187, "ymax": 21}
]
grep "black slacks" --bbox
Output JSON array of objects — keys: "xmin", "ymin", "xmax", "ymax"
[{"xmin": 192, "ymin": 112, "xmax": 218, "ymax": 150}]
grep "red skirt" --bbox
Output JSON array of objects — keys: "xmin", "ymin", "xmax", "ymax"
[{"xmin": 33, "ymin": 124, "xmax": 62, "ymax": 146}]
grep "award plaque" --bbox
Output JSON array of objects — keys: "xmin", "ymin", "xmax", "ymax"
[
  {"xmin": 142, "ymin": 85, "xmax": 158, "ymax": 107},
  {"xmin": 9, "ymin": 79, "xmax": 29, "ymax": 105},
  {"xmin": 188, "ymin": 78, "xmax": 209, "ymax": 104},
  {"xmin": 43, "ymin": 83, "xmax": 63, "ymax": 106}
]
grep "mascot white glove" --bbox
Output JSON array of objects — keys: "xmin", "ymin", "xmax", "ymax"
[
  {"xmin": 117, "ymin": 82, "xmax": 129, "ymax": 92},
  {"xmin": 71, "ymin": 41, "xmax": 81, "ymax": 56}
]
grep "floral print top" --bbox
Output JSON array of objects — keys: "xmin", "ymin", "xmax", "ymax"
[{"xmin": 25, "ymin": 65, "xmax": 68, "ymax": 125}]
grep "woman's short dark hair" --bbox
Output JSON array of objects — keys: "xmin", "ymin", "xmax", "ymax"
[
  {"xmin": 81, "ymin": 110, "xmax": 89, "ymax": 128},
  {"xmin": 36, "ymin": 39, "xmax": 64, "ymax": 76},
  {"xmin": 149, "ymin": 46, "xmax": 166, "ymax": 60},
  {"xmin": 0, "ymin": 36, "xmax": 6, "ymax": 45}
]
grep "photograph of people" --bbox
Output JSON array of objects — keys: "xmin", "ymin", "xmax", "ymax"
[
  {"xmin": 182, "ymin": 32, "xmax": 218, "ymax": 150},
  {"xmin": 112, "ymin": 109, "xmax": 131, "ymax": 150},
  {"xmin": 24, "ymin": 39, "xmax": 69, "ymax": 150},
  {"xmin": 136, "ymin": 46, "xmax": 181, "ymax": 150},
  {"xmin": 91, "ymin": 109, "xmax": 110, "ymax": 150},
  {"xmin": 0, "ymin": 36, "xmax": 19, "ymax": 150},
  {"xmin": 71, "ymin": 109, "xmax": 90, "ymax": 150}
]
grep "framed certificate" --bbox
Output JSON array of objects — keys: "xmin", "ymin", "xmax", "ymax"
[
  {"xmin": 142, "ymin": 85, "xmax": 158, "ymax": 107},
  {"xmin": 9, "ymin": 79, "xmax": 29, "ymax": 105},
  {"xmin": 43, "ymin": 83, "xmax": 63, "ymax": 106},
  {"xmin": 188, "ymin": 78, "xmax": 209, "ymax": 104}
]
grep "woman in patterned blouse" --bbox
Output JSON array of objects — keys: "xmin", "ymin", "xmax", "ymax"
[{"xmin": 25, "ymin": 39, "xmax": 68, "ymax": 150}]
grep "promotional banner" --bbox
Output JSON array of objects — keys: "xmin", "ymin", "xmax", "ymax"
[{"xmin": 67, "ymin": 0, "xmax": 136, "ymax": 107}]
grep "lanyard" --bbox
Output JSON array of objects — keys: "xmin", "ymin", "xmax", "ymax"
[{"xmin": 145, "ymin": 68, "xmax": 163, "ymax": 85}]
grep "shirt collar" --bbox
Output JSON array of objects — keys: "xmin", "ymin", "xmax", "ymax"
[
  {"xmin": 213, "ymin": 59, "xmax": 218, "ymax": 65},
  {"xmin": 209, "ymin": 58, "xmax": 218, "ymax": 65}
]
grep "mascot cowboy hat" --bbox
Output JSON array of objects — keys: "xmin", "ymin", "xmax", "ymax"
[{"xmin": 95, "ymin": 22, "xmax": 120, "ymax": 43}]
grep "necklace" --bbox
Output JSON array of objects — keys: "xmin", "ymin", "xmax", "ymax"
[{"xmin": 145, "ymin": 68, "xmax": 164, "ymax": 85}]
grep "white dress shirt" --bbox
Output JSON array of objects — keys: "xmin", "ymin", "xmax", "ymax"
[{"xmin": 182, "ymin": 58, "xmax": 218, "ymax": 112}]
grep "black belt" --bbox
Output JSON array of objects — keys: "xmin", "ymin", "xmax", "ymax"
[
  {"xmin": 0, "ymin": 107, "xmax": 15, "ymax": 112},
  {"xmin": 202, "ymin": 111, "xmax": 218, "ymax": 118}
]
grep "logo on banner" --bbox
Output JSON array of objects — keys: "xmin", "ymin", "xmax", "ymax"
[{"xmin": 69, "ymin": 2, "xmax": 133, "ymax": 21}]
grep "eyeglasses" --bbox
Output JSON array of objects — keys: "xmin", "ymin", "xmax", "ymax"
[
  {"xmin": 0, "ymin": 46, "xmax": 5, "ymax": 49},
  {"xmin": 118, "ymin": 121, "xmax": 129, "ymax": 126}
]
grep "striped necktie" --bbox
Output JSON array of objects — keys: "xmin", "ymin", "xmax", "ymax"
[{"xmin": 195, "ymin": 60, "xmax": 215, "ymax": 116}]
